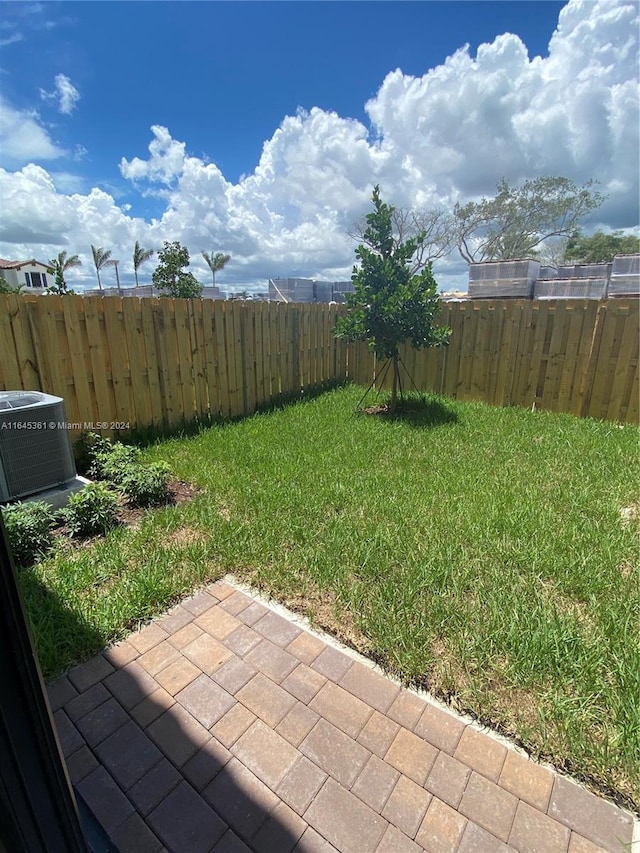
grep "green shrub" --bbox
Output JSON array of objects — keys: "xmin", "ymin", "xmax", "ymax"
[
  {"xmin": 65, "ymin": 483, "xmax": 120, "ymax": 538},
  {"xmin": 90, "ymin": 443, "xmax": 141, "ymax": 486},
  {"xmin": 2, "ymin": 501, "xmax": 58, "ymax": 567},
  {"xmin": 74, "ymin": 431, "xmax": 113, "ymax": 475},
  {"xmin": 121, "ymin": 463, "xmax": 172, "ymax": 508}
]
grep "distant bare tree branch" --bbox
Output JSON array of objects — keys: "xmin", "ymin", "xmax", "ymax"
[{"xmin": 349, "ymin": 206, "xmax": 454, "ymax": 274}]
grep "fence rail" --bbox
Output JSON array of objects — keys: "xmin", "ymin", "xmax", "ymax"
[{"xmin": 0, "ymin": 295, "xmax": 637, "ymax": 431}]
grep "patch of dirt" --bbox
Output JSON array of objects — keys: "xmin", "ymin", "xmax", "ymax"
[
  {"xmin": 165, "ymin": 525, "xmax": 208, "ymax": 547},
  {"xmin": 282, "ymin": 588, "xmax": 374, "ymax": 657},
  {"xmin": 236, "ymin": 570, "xmax": 375, "ymax": 659},
  {"xmin": 116, "ymin": 479, "xmax": 200, "ymax": 528},
  {"xmin": 618, "ymin": 561, "xmax": 634, "ymax": 580},
  {"xmin": 619, "ymin": 501, "xmax": 640, "ymax": 527},
  {"xmin": 53, "ymin": 479, "xmax": 200, "ymax": 546},
  {"xmin": 363, "ymin": 404, "xmax": 391, "ymax": 416},
  {"xmin": 535, "ymin": 577, "xmax": 592, "ymax": 628}
]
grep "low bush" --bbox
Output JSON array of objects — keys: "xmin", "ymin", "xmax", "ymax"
[
  {"xmin": 65, "ymin": 483, "xmax": 120, "ymax": 538},
  {"xmin": 74, "ymin": 431, "xmax": 113, "ymax": 475},
  {"xmin": 90, "ymin": 443, "xmax": 141, "ymax": 486},
  {"xmin": 121, "ymin": 463, "xmax": 172, "ymax": 508},
  {"xmin": 2, "ymin": 501, "xmax": 58, "ymax": 568}
]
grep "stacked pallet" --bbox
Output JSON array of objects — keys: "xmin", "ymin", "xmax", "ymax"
[
  {"xmin": 268, "ymin": 278, "xmax": 315, "ymax": 303},
  {"xmin": 608, "ymin": 254, "xmax": 640, "ymax": 297},
  {"xmin": 468, "ymin": 260, "xmax": 540, "ymax": 298},
  {"xmin": 539, "ymin": 266, "xmax": 559, "ymax": 279},
  {"xmin": 555, "ymin": 263, "xmax": 612, "ymax": 279},
  {"xmin": 533, "ymin": 278, "xmax": 608, "ymax": 299},
  {"xmin": 331, "ymin": 280, "xmax": 355, "ymax": 304},
  {"xmin": 314, "ymin": 281, "xmax": 333, "ymax": 302}
]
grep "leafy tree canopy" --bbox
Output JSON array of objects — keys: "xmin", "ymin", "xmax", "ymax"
[
  {"xmin": 563, "ymin": 229, "xmax": 640, "ymax": 264},
  {"xmin": 0, "ymin": 276, "xmax": 23, "ymax": 294},
  {"xmin": 152, "ymin": 241, "xmax": 203, "ymax": 298},
  {"xmin": 335, "ymin": 186, "xmax": 450, "ymax": 412},
  {"xmin": 454, "ymin": 176, "xmax": 605, "ymax": 263}
]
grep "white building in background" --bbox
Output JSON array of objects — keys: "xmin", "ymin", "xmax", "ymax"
[
  {"xmin": 0, "ymin": 259, "xmax": 51, "ymax": 292},
  {"xmin": 0, "ymin": 257, "xmax": 226, "ymax": 299}
]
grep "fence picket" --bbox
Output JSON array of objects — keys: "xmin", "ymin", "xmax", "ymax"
[
  {"xmin": 140, "ymin": 298, "xmax": 164, "ymax": 428},
  {"xmin": 189, "ymin": 299, "xmax": 209, "ymax": 420},
  {"xmin": 156, "ymin": 299, "xmax": 183, "ymax": 427},
  {"xmin": 7, "ymin": 295, "xmax": 40, "ymax": 390},
  {"xmin": 101, "ymin": 297, "xmax": 132, "ymax": 424},
  {"xmin": 63, "ymin": 295, "xmax": 94, "ymax": 426},
  {"xmin": 213, "ymin": 301, "xmax": 231, "ymax": 418}
]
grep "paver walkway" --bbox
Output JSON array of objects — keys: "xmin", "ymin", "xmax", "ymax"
[{"xmin": 48, "ymin": 578, "xmax": 637, "ymax": 853}]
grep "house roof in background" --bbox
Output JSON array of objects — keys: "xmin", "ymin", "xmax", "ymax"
[{"xmin": 0, "ymin": 259, "xmax": 50, "ymax": 270}]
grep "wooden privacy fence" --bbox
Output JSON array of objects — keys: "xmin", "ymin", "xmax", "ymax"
[
  {"xmin": 0, "ymin": 295, "xmax": 347, "ymax": 433},
  {"xmin": 0, "ymin": 295, "xmax": 637, "ymax": 430},
  {"xmin": 349, "ymin": 298, "xmax": 639, "ymax": 424}
]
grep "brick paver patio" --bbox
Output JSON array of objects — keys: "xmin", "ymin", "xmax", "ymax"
[{"xmin": 48, "ymin": 578, "xmax": 637, "ymax": 853}]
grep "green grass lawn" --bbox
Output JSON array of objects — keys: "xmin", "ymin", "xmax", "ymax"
[{"xmin": 21, "ymin": 385, "xmax": 639, "ymax": 809}]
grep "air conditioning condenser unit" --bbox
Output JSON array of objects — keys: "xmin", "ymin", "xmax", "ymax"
[{"xmin": 0, "ymin": 391, "xmax": 77, "ymax": 502}]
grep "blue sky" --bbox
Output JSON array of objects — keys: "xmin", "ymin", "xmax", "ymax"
[{"xmin": 0, "ymin": 0, "xmax": 637, "ymax": 292}]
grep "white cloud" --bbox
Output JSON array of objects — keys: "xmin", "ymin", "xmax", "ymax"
[
  {"xmin": 39, "ymin": 73, "xmax": 80, "ymax": 115},
  {"xmin": 0, "ymin": 164, "xmax": 144, "ymax": 288},
  {"xmin": 49, "ymin": 171, "xmax": 86, "ymax": 194},
  {"xmin": 55, "ymin": 74, "xmax": 80, "ymax": 114},
  {"xmin": 0, "ymin": 0, "xmax": 637, "ymax": 292},
  {"xmin": 120, "ymin": 125, "xmax": 187, "ymax": 185},
  {"xmin": 0, "ymin": 97, "xmax": 65, "ymax": 165},
  {"xmin": 0, "ymin": 33, "xmax": 23, "ymax": 47}
]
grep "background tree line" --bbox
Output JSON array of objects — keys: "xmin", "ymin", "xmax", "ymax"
[
  {"xmin": 0, "ymin": 242, "xmax": 232, "ymax": 297},
  {"xmin": 1, "ymin": 174, "xmax": 638, "ymax": 297},
  {"xmin": 350, "ymin": 175, "xmax": 639, "ymax": 270}
]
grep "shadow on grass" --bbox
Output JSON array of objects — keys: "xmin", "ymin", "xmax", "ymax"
[
  {"xmin": 78, "ymin": 378, "xmax": 350, "ymax": 458},
  {"xmin": 17, "ymin": 567, "xmax": 106, "ymax": 682},
  {"xmin": 358, "ymin": 394, "xmax": 459, "ymax": 430}
]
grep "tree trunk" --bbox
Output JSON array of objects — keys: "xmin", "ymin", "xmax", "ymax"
[{"xmin": 390, "ymin": 353, "xmax": 399, "ymax": 414}]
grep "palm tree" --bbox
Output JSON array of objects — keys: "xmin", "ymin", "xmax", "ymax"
[
  {"xmin": 133, "ymin": 241, "xmax": 154, "ymax": 287},
  {"xmin": 91, "ymin": 245, "xmax": 114, "ymax": 291},
  {"xmin": 201, "ymin": 251, "xmax": 231, "ymax": 286},
  {"xmin": 49, "ymin": 250, "xmax": 82, "ymax": 292}
]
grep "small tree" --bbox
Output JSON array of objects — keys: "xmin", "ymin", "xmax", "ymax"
[
  {"xmin": 48, "ymin": 250, "xmax": 81, "ymax": 294},
  {"xmin": 454, "ymin": 176, "xmax": 605, "ymax": 263},
  {"xmin": 563, "ymin": 229, "xmax": 640, "ymax": 264},
  {"xmin": 335, "ymin": 186, "xmax": 451, "ymax": 413},
  {"xmin": 0, "ymin": 276, "xmax": 23, "ymax": 294},
  {"xmin": 133, "ymin": 241, "xmax": 154, "ymax": 287},
  {"xmin": 152, "ymin": 241, "xmax": 203, "ymax": 298},
  {"xmin": 91, "ymin": 245, "xmax": 115, "ymax": 290},
  {"xmin": 201, "ymin": 251, "xmax": 231, "ymax": 286}
]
